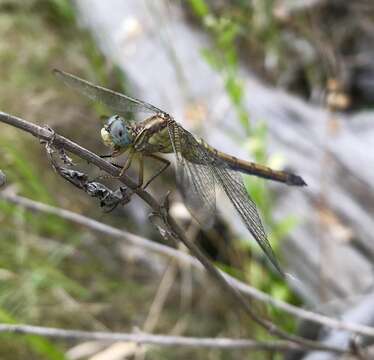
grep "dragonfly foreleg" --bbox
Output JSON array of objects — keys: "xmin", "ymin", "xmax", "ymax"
[
  {"xmin": 143, "ymin": 154, "xmax": 170, "ymax": 189},
  {"xmin": 106, "ymin": 151, "xmax": 144, "ymax": 189},
  {"xmin": 118, "ymin": 148, "xmax": 135, "ymax": 178},
  {"xmin": 100, "ymin": 147, "xmax": 129, "ymax": 159}
]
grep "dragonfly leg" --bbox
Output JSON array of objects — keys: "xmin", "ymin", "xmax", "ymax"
[
  {"xmin": 118, "ymin": 148, "xmax": 135, "ymax": 178},
  {"xmin": 100, "ymin": 147, "xmax": 129, "ymax": 159},
  {"xmin": 98, "ymin": 149, "xmax": 131, "ymax": 173},
  {"xmin": 137, "ymin": 153, "xmax": 144, "ymax": 188},
  {"xmin": 143, "ymin": 154, "xmax": 170, "ymax": 189}
]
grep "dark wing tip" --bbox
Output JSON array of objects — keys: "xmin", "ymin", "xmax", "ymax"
[
  {"xmin": 267, "ymin": 257, "xmax": 286, "ymax": 278},
  {"xmin": 287, "ymin": 173, "xmax": 307, "ymax": 186},
  {"xmin": 264, "ymin": 250, "xmax": 286, "ymax": 278}
]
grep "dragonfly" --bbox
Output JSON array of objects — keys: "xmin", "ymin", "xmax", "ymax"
[{"xmin": 54, "ymin": 69, "xmax": 306, "ymax": 275}]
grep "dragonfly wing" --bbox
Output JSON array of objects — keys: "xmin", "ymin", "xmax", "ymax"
[
  {"xmin": 54, "ymin": 69, "xmax": 163, "ymax": 117},
  {"xmin": 212, "ymin": 166, "xmax": 283, "ymax": 275},
  {"xmin": 179, "ymin": 161, "xmax": 216, "ymax": 228},
  {"xmin": 167, "ymin": 120, "xmax": 283, "ymax": 274},
  {"xmin": 167, "ymin": 121, "xmax": 216, "ymax": 228}
]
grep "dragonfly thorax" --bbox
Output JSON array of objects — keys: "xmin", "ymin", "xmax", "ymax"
[{"xmin": 101, "ymin": 115, "xmax": 133, "ymax": 148}]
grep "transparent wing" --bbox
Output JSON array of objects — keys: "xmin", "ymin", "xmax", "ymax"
[
  {"xmin": 167, "ymin": 119, "xmax": 283, "ymax": 274},
  {"xmin": 178, "ymin": 161, "xmax": 216, "ymax": 229},
  {"xmin": 167, "ymin": 121, "xmax": 216, "ymax": 227},
  {"xmin": 212, "ymin": 166, "xmax": 283, "ymax": 275},
  {"xmin": 54, "ymin": 69, "xmax": 163, "ymax": 117}
]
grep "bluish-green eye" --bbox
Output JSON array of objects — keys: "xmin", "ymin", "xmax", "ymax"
[{"xmin": 105, "ymin": 115, "xmax": 132, "ymax": 147}]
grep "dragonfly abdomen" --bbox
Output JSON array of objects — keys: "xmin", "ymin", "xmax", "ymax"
[{"xmin": 205, "ymin": 144, "xmax": 306, "ymax": 186}]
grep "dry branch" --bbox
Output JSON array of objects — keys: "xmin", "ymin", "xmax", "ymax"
[
  {"xmin": 0, "ymin": 323, "xmax": 303, "ymax": 352},
  {"xmin": 0, "ymin": 111, "xmax": 350, "ymax": 355},
  {"xmin": 2, "ymin": 192, "xmax": 374, "ymax": 341}
]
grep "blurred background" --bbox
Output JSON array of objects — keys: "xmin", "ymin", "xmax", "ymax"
[{"xmin": 0, "ymin": 0, "xmax": 374, "ymax": 359}]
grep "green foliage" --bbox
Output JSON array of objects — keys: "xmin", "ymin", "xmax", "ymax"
[
  {"xmin": 37, "ymin": 0, "xmax": 76, "ymax": 27},
  {"xmin": 188, "ymin": 0, "xmax": 209, "ymax": 18},
  {"xmin": 0, "ymin": 179, "xmax": 77, "ymax": 359},
  {"xmin": 0, "ymin": 144, "xmax": 87, "ymax": 315},
  {"xmin": 0, "ymin": 2, "xmax": 109, "ymax": 358},
  {"xmin": 199, "ymin": 13, "xmax": 250, "ymax": 133},
  {"xmin": 3, "ymin": 141, "xmax": 53, "ymax": 204}
]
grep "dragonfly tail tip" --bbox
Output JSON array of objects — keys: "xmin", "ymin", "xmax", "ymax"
[{"xmin": 287, "ymin": 174, "xmax": 307, "ymax": 187}]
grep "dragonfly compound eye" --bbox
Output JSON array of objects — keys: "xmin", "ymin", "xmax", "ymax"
[{"xmin": 107, "ymin": 116, "xmax": 132, "ymax": 147}]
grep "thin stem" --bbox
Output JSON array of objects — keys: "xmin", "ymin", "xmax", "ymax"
[
  {"xmin": 2, "ymin": 192, "xmax": 374, "ymax": 339},
  {"xmin": 0, "ymin": 323, "xmax": 305, "ymax": 352},
  {"xmin": 3, "ymin": 193, "xmax": 374, "ymax": 339}
]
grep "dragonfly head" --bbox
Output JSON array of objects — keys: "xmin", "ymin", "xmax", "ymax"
[{"xmin": 101, "ymin": 115, "xmax": 133, "ymax": 148}]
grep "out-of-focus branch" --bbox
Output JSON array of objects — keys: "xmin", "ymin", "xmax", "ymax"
[
  {"xmin": 0, "ymin": 192, "xmax": 195, "ymax": 266},
  {"xmin": 0, "ymin": 323, "xmax": 305, "ymax": 351},
  {"xmin": 0, "ymin": 111, "xmax": 349, "ymax": 354},
  {"xmin": 2, "ymin": 192, "xmax": 374, "ymax": 341},
  {"xmin": 0, "ymin": 170, "xmax": 5, "ymax": 187}
]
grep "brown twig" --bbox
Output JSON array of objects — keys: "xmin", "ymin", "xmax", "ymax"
[{"xmin": 0, "ymin": 111, "xmax": 350, "ymax": 355}]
